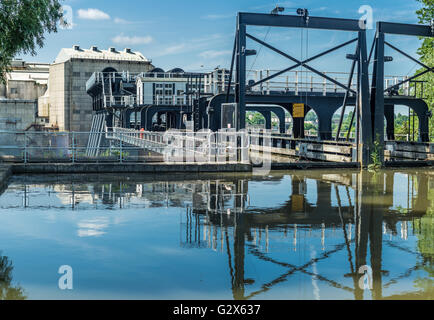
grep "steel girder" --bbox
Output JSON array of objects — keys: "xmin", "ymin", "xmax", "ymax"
[
  {"xmin": 370, "ymin": 21, "xmax": 433, "ymax": 163},
  {"xmin": 227, "ymin": 12, "xmax": 372, "ymax": 164}
]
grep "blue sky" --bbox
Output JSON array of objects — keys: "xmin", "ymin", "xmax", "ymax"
[{"xmin": 19, "ymin": 0, "xmax": 425, "ymax": 77}]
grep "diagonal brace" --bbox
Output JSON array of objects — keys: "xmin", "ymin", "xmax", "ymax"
[
  {"xmin": 385, "ymin": 68, "xmax": 432, "ymax": 93},
  {"xmin": 246, "ymin": 33, "xmax": 356, "ymax": 94},
  {"xmin": 246, "ymin": 36, "xmax": 357, "ymax": 89},
  {"xmin": 246, "ymin": 37, "xmax": 357, "ymax": 89},
  {"xmin": 336, "ymin": 44, "xmax": 359, "ymax": 141},
  {"xmin": 384, "ymin": 41, "xmax": 433, "ymax": 71}
]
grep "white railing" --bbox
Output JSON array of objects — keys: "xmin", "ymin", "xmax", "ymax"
[
  {"xmin": 107, "ymin": 127, "xmax": 250, "ymax": 163},
  {"xmin": 206, "ymin": 70, "xmax": 413, "ymax": 96}
]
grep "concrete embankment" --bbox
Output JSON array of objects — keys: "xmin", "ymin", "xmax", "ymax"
[
  {"xmin": 0, "ymin": 160, "xmax": 432, "ymax": 184},
  {"xmin": 384, "ymin": 160, "xmax": 434, "ymax": 168},
  {"xmin": 269, "ymin": 162, "xmax": 360, "ymax": 170},
  {"xmin": 12, "ymin": 162, "xmax": 252, "ymax": 174}
]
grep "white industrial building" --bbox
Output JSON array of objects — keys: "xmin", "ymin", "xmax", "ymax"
[
  {"xmin": 136, "ymin": 67, "xmax": 231, "ymax": 106},
  {"xmin": 0, "ymin": 60, "xmax": 50, "ymax": 131},
  {"xmin": 44, "ymin": 45, "xmax": 154, "ymax": 132}
]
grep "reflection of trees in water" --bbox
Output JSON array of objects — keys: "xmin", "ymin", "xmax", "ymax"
[
  {"xmin": 182, "ymin": 171, "xmax": 434, "ymax": 300},
  {"xmin": 0, "ymin": 253, "xmax": 26, "ymax": 300},
  {"xmin": 412, "ymin": 184, "xmax": 434, "ymax": 300}
]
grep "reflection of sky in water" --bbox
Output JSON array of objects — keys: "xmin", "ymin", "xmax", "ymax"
[{"xmin": 0, "ymin": 170, "xmax": 432, "ymax": 300}]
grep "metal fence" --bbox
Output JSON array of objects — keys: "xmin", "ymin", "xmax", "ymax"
[
  {"xmin": 1, "ymin": 129, "xmax": 432, "ymax": 164},
  {"xmin": 109, "ymin": 127, "xmax": 250, "ymax": 163},
  {"xmin": 0, "ymin": 129, "xmax": 251, "ymax": 164},
  {"xmin": 0, "ymin": 130, "xmax": 162, "ymax": 163}
]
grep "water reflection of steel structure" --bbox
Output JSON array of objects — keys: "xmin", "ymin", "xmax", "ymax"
[
  {"xmin": 85, "ymin": 12, "xmax": 433, "ymax": 167},
  {"xmin": 4, "ymin": 170, "xmax": 432, "ymax": 299},
  {"xmin": 178, "ymin": 171, "xmax": 432, "ymax": 300}
]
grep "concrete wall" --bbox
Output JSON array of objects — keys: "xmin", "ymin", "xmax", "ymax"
[
  {"xmin": 5, "ymin": 80, "xmax": 46, "ymax": 100},
  {"xmin": 0, "ymin": 83, "xmax": 6, "ymax": 98},
  {"xmin": 48, "ymin": 59, "xmax": 153, "ymax": 132},
  {"xmin": 48, "ymin": 63, "xmax": 66, "ymax": 130},
  {"xmin": 38, "ymin": 94, "xmax": 50, "ymax": 118},
  {"xmin": 0, "ymin": 100, "xmax": 37, "ymax": 131}
]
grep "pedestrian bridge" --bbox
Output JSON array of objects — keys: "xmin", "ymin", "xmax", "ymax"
[
  {"xmin": 101, "ymin": 127, "xmax": 358, "ymax": 163},
  {"xmin": 100, "ymin": 127, "xmax": 434, "ymax": 163}
]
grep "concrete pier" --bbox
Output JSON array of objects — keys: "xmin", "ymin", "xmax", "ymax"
[
  {"xmin": 5, "ymin": 160, "xmax": 434, "ymax": 176},
  {"xmin": 12, "ymin": 162, "xmax": 252, "ymax": 174}
]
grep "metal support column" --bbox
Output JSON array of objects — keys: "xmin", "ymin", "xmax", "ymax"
[
  {"xmin": 236, "ymin": 17, "xmax": 247, "ymax": 130},
  {"xmin": 370, "ymin": 29, "xmax": 385, "ymax": 163},
  {"xmin": 357, "ymin": 30, "xmax": 372, "ymax": 166}
]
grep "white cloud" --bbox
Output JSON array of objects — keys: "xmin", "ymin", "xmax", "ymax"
[
  {"xmin": 150, "ymin": 34, "xmax": 227, "ymax": 58},
  {"xmin": 77, "ymin": 8, "xmax": 110, "ymax": 20},
  {"xmin": 250, "ymin": 1, "xmax": 294, "ymax": 11},
  {"xmin": 202, "ymin": 13, "xmax": 234, "ymax": 20},
  {"xmin": 114, "ymin": 17, "xmax": 151, "ymax": 25},
  {"xmin": 77, "ymin": 218, "xmax": 108, "ymax": 238},
  {"xmin": 159, "ymin": 44, "xmax": 186, "ymax": 56},
  {"xmin": 199, "ymin": 50, "xmax": 232, "ymax": 59},
  {"xmin": 112, "ymin": 34, "xmax": 153, "ymax": 45},
  {"xmin": 114, "ymin": 17, "xmax": 130, "ymax": 24}
]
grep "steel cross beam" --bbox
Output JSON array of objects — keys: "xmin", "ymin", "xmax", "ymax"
[
  {"xmin": 234, "ymin": 12, "xmax": 371, "ymax": 166},
  {"xmin": 244, "ymin": 241, "xmax": 355, "ymax": 299},
  {"xmin": 245, "ymin": 36, "xmax": 357, "ymax": 90},
  {"xmin": 238, "ymin": 12, "xmax": 363, "ymax": 31},
  {"xmin": 245, "ymin": 33, "xmax": 357, "ymax": 94},
  {"xmin": 369, "ymin": 20, "xmax": 433, "ymax": 156},
  {"xmin": 383, "ymin": 41, "xmax": 433, "ymax": 93},
  {"xmin": 335, "ymin": 44, "xmax": 359, "ymax": 141},
  {"xmin": 377, "ymin": 21, "xmax": 433, "ymax": 36},
  {"xmin": 384, "ymin": 41, "xmax": 432, "ymax": 71},
  {"xmin": 386, "ymin": 69, "xmax": 432, "ymax": 93}
]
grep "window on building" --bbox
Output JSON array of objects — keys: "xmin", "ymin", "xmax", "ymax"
[
  {"xmin": 10, "ymin": 88, "xmax": 18, "ymax": 94},
  {"xmin": 73, "ymin": 72, "xmax": 81, "ymax": 77}
]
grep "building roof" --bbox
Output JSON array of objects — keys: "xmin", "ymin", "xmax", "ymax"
[
  {"xmin": 54, "ymin": 45, "xmax": 151, "ymax": 64},
  {"xmin": 7, "ymin": 60, "xmax": 50, "ymax": 85}
]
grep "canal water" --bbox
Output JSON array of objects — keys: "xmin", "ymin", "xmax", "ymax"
[{"xmin": 0, "ymin": 169, "xmax": 432, "ymax": 300}]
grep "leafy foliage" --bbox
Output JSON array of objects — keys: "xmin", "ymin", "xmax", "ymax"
[
  {"xmin": 246, "ymin": 112, "xmax": 265, "ymax": 126},
  {"xmin": 415, "ymin": 0, "xmax": 433, "ymax": 140},
  {"xmin": 0, "ymin": 0, "xmax": 63, "ymax": 83},
  {"xmin": 368, "ymin": 134, "xmax": 382, "ymax": 170},
  {"xmin": 0, "ymin": 253, "xmax": 26, "ymax": 300}
]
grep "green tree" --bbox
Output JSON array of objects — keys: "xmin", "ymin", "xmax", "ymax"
[
  {"xmin": 415, "ymin": 0, "xmax": 433, "ymax": 140},
  {"xmin": 246, "ymin": 112, "xmax": 265, "ymax": 125},
  {"xmin": 0, "ymin": 253, "xmax": 26, "ymax": 300},
  {"xmin": 0, "ymin": 0, "xmax": 63, "ymax": 83}
]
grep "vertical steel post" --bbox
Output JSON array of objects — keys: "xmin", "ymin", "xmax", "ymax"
[
  {"xmin": 357, "ymin": 30, "xmax": 372, "ymax": 166},
  {"xmin": 72, "ymin": 132, "xmax": 75, "ymax": 163},
  {"xmin": 226, "ymin": 33, "xmax": 237, "ymax": 104},
  {"xmin": 372, "ymin": 29, "xmax": 385, "ymax": 163},
  {"xmin": 336, "ymin": 44, "xmax": 358, "ymax": 141},
  {"xmin": 24, "ymin": 132, "xmax": 27, "ymax": 163},
  {"xmin": 236, "ymin": 16, "xmax": 246, "ymax": 130},
  {"xmin": 120, "ymin": 137, "xmax": 123, "ymax": 163}
]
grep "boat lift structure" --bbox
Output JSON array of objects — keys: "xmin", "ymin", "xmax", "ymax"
[{"xmin": 85, "ymin": 9, "xmax": 433, "ymax": 166}]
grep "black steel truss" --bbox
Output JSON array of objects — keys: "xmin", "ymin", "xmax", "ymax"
[
  {"xmin": 228, "ymin": 11, "xmax": 372, "ymax": 164},
  {"xmin": 369, "ymin": 21, "xmax": 433, "ymax": 153}
]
